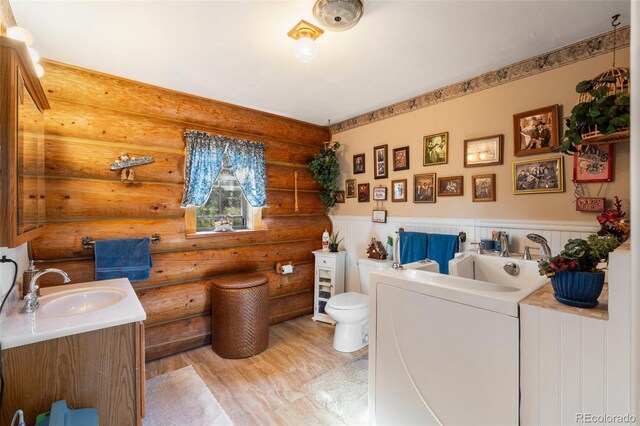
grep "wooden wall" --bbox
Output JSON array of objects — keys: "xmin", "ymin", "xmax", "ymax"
[{"xmin": 34, "ymin": 60, "xmax": 330, "ymax": 360}]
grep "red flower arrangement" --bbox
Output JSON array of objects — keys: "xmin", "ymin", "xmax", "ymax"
[{"xmin": 597, "ymin": 196, "xmax": 630, "ymax": 243}]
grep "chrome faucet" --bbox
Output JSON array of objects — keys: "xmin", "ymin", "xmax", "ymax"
[
  {"xmin": 22, "ymin": 268, "xmax": 70, "ymax": 314},
  {"xmin": 498, "ymin": 232, "xmax": 510, "ymax": 257},
  {"xmin": 526, "ymin": 233, "xmax": 552, "ymax": 257}
]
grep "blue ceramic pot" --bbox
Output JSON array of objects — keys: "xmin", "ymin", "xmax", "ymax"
[{"xmin": 550, "ymin": 271, "xmax": 605, "ymax": 308}]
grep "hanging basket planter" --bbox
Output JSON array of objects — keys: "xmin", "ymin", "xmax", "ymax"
[{"xmin": 577, "ymin": 67, "xmax": 630, "ymax": 145}]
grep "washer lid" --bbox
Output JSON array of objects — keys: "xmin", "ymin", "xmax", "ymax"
[{"xmin": 327, "ymin": 292, "xmax": 369, "ymax": 310}]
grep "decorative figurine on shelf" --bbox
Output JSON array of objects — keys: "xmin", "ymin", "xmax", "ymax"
[
  {"xmin": 214, "ymin": 215, "xmax": 234, "ymax": 232},
  {"xmin": 367, "ymin": 237, "xmax": 387, "ymax": 260},
  {"xmin": 110, "ymin": 153, "xmax": 155, "ymax": 182}
]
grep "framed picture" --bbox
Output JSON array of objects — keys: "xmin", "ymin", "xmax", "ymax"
[
  {"xmin": 576, "ymin": 197, "xmax": 606, "ymax": 212},
  {"xmin": 414, "ymin": 173, "xmax": 436, "ymax": 203},
  {"xmin": 437, "ymin": 175, "xmax": 463, "ymax": 196},
  {"xmin": 513, "ymin": 156, "xmax": 564, "ymax": 194},
  {"xmin": 513, "ymin": 104, "xmax": 559, "ymax": 156},
  {"xmin": 391, "ymin": 179, "xmax": 407, "ymax": 202},
  {"xmin": 373, "ymin": 186, "xmax": 387, "ymax": 201},
  {"xmin": 423, "ymin": 132, "xmax": 448, "ymax": 166},
  {"xmin": 372, "ymin": 210, "xmax": 387, "ymax": 223},
  {"xmin": 471, "ymin": 174, "xmax": 496, "ymax": 202},
  {"xmin": 393, "ymin": 146, "xmax": 410, "ymax": 171},
  {"xmin": 358, "ymin": 183, "xmax": 370, "ymax": 202},
  {"xmin": 464, "ymin": 134, "xmax": 503, "ymax": 167},
  {"xmin": 353, "ymin": 154, "xmax": 365, "ymax": 174},
  {"xmin": 334, "ymin": 190, "xmax": 345, "ymax": 203},
  {"xmin": 345, "ymin": 179, "xmax": 357, "ymax": 198},
  {"xmin": 373, "ymin": 144, "xmax": 388, "ymax": 179},
  {"xmin": 573, "ymin": 143, "xmax": 613, "ymax": 183}
]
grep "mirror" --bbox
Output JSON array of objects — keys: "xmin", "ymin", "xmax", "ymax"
[{"xmin": 17, "ymin": 70, "xmax": 45, "ymax": 235}]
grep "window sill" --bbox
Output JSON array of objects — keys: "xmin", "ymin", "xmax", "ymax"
[{"xmin": 185, "ymin": 229, "xmax": 267, "ymax": 239}]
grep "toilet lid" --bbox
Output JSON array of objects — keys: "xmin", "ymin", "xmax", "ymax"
[{"xmin": 327, "ymin": 292, "xmax": 369, "ymax": 310}]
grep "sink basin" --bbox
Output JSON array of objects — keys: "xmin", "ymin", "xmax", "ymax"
[{"xmin": 40, "ymin": 287, "xmax": 127, "ymax": 317}]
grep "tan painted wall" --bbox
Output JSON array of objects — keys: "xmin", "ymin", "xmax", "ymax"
[{"xmin": 332, "ymin": 47, "xmax": 630, "ymax": 221}]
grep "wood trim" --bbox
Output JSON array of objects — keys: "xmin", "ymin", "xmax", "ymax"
[{"xmin": 0, "ymin": 37, "xmax": 49, "ymax": 109}]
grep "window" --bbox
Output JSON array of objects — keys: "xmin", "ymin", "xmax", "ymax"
[{"xmin": 195, "ymin": 161, "xmax": 250, "ymax": 232}]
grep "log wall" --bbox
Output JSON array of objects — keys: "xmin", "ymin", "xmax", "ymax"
[{"xmin": 34, "ymin": 60, "xmax": 330, "ymax": 360}]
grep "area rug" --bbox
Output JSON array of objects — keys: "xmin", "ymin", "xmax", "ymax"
[
  {"xmin": 302, "ymin": 354, "xmax": 368, "ymax": 425},
  {"xmin": 144, "ymin": 365, "xmax": 233, "ymax": 426}
]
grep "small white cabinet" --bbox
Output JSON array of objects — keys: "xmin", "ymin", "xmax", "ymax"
[{"xmin": 311, "ymin": 250, "xmax": 346, "ymax": 324}]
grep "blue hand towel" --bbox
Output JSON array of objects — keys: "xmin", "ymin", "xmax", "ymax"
[
  {"xmin": 95, "ymin": 238, "xmax": 152, "ymax": 282},
  {"xmin": 427, "ymin": 234, "xmax": 459, "ymax": 274},
  {"xmin": 399, "ymin": 231, "xmax": 429, "ymax": 264}
]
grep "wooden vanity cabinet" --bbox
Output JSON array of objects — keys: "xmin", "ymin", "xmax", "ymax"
[
  {"xmin": 0, "ymin": 36, "xmax": 49, "ymax": 248},
  {"xmin": 1, "ymin": 322, "xmax": 146, "ymax": 426}
]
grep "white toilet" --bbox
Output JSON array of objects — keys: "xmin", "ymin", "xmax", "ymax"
[{"xmin": 325, "ymin": 257, "xmax": 392, "ymax": 352}]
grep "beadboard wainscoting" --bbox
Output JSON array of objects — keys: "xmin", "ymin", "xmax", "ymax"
[
  {"xmin": 520, "ymin": 244, "xmax": 632, "ymax": 424},
  {"xmin": 329, "ymin": 215, "xmax": 597, "ymax": 292}
]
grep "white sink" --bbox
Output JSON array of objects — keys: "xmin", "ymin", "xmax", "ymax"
[{"xmin": 40, "ymin": 287, "xmax": 128, "ymax": 317}]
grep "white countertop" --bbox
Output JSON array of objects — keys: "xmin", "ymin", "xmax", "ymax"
[{"xmin": 0, "ymin": 278, "xmax": 146, "ymax": 349}]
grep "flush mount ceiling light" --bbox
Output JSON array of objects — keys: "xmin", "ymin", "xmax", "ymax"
[
  {"xmin": 313, "ymin": 0, "xmax": 364, "ymax": 32},
  {"xmin": 287, "ymin": 20, "xmax": 324, "ymax": 63}
]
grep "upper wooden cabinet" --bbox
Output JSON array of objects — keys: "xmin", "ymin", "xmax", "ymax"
[{"xmin": 0, "ymin": 37, "xmax": 49, "ymax": 248}]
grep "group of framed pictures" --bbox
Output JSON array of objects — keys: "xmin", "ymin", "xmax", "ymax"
[{"xmin": 338, "ymin": 103, "xmax": 614, "ymax": 205}]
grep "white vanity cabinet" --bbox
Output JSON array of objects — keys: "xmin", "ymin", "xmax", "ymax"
[{"xmin": 311, "ymin": 250, "xmax": 346, "ymax": 324}]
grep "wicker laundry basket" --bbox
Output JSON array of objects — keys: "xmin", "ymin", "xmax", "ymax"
[{"xmin": 211, "ymin": 273, "xmax": 269, "ymax": 359}]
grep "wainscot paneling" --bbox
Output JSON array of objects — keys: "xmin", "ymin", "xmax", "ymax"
[
  {"xmin": 520, "ymin": 245, "xmax": 632, "ymax": 424},
  {"xmin": 34, "ymin": 59, "xmax": 330, "ymax": 360},
  {"xmin": 330, "ymin": 215, "xmax": 596, "ymax": 292}
]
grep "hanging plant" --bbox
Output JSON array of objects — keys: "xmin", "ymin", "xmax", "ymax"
[{"xmin": 309, "ymin": 142, "xmax": 341, "ymax": 211}]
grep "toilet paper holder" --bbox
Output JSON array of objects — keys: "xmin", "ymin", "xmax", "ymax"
[{"xmin": 275, "ymin": 261, "xmax": 294, "ymax": 275}]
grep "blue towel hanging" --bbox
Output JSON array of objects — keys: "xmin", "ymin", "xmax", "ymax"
[
  {"xmin": 94, "ymin": 238, "xmax": 152, "ymax": 282},
  {"xmin": 427, "ymin": 234, "xmax": 459, "ymax": 274},
  {"xmin": 399, "ymin": 231, "xmax": 429, "ymax": 264}
]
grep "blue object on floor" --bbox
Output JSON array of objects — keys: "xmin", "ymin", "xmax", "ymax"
[
  {"xmin": 399, "ymin": 231, "xmax": 428, "ymax": 264},
  {"xmin": 95, "ymin": 237, "xmax": 152, "ymax": 282},
  {"xmin": 36, "ymin": 400, "xmax": 98, "ymax": 426},
  {"xmin": 427, "ymin": 234, "xmax": 460, "ymax": 274}
]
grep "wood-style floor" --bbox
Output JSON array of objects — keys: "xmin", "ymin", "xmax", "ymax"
[{"xmin": 145, "ymin": 316, "xmax": 368, "ymax": 425}]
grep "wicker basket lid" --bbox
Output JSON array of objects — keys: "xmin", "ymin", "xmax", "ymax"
[{"xmin": 212, "ymin": 273, "xmax": 268, "ymax": 289}]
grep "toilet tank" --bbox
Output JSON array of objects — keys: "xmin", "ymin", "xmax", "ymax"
[{"xmin": 358, "ymin": 258, "xmax": 393, "ymax": 294}]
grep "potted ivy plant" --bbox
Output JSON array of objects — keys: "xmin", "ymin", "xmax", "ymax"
[
  {"xmin": 308, "ymin": 142, "xmax": 341, "ymax": 212},
  {"xmin": 557, "ymin": 71, "xmax": 630, "ymax": 154},
  {"xmin": 538, "ymin": 197, "xmax": 628, "ymax": 308}
]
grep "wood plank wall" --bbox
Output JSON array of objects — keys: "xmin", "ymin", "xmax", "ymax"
[{"xmin": 33, "ymin": 60, "xmax": 331, "ymax": 360}]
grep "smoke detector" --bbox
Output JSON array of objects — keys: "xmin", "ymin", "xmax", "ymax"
[{"xmin": 312, "ymin": 0, "xmax": 364, "ymax": 32}]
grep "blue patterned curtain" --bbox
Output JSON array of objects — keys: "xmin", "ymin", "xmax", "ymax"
[
  {"xmin": 226, "ymin": 138, "xmax": 267, "ymax": 207},
  {"xmin": 180, "ymin": 131, "xmax": 226, "ymax": 207}
]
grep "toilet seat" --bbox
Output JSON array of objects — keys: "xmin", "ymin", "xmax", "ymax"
[{"xmin": 327, "ymin": 292, "xmax": 368, "ymax": 310}]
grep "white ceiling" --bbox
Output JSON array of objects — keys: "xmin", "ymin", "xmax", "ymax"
[{"xmin": 12, "ymin": 0, "xmax": 631, "ymax": 126}]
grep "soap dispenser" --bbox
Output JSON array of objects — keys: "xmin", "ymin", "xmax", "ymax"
[{"xmin": 22, "ymin": 260, "xmax": 39, "ymax": 299}]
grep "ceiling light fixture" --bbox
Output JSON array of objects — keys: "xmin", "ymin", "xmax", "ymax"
[
  {"xmin": 287, "ymin": 20, "xmax": 324, "ymax": 63},
  {"xmin": 313, "ymin": 0, "xmax": 364, "ymax": 32}
]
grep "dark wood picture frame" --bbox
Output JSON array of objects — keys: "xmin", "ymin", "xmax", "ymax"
[
  {"xmin": 423, "ymin": 132, "xmax": 448, "ymax": 166},
  {"xmin": 392, "ymin": 146, "xmax": 410, "ymax": 171},
  {"xmin": 472, "ymin": 174, "xmax": 496, "ymax": 202},
  {"xmin": 413, "ymin": 173, "xmax": 436, "ymax": 203},
  {"xmin": 357, "ymin": 183, "xmax": 370, "ymax": 202},
  {"xmin": 345, "ymin": 179, "xmax": 357, "ymax": 198},
  {"xmin": 353, "ymin": 154, "xmax": 365, "ymax": 174},
  {"xmin": 373, "ymin": 144, "xmax": 388, "ymax": 179},
  {"xmin": 437, "ymin": 175, "xmax": 464, "ymax": 196},
  {"xmin": 391, "ymin": 179, "xmax": 407, "ymax": 202},
  {"xmin": 372, "ymin": 210, "xmax": 387, "ymax": 223},
  {"xmin": 464, "ymin": 134, "xmax": 503, "ymax": 167},
  {"xmin": 334, "ymin": 190, "xmax": 345, "ymax": 203},
  {"xmin": 372, "ymin": 186, "xmax": 387, "ymax": 201},
  {"xmin": 572, "ymin": 143, "xmax": 613, "ymax": 183},
  {"xmin": 512, "ymin": 156, "xmax": 564, "ymax": 195},
  {"xmin": 513, "ymin": 104, "xmax": 559, "ymax": 157}
]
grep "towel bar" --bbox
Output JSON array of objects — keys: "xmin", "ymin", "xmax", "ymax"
[{"xmin": 82, "ymin": 234, "xmax": 161, "ymax": 249}]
